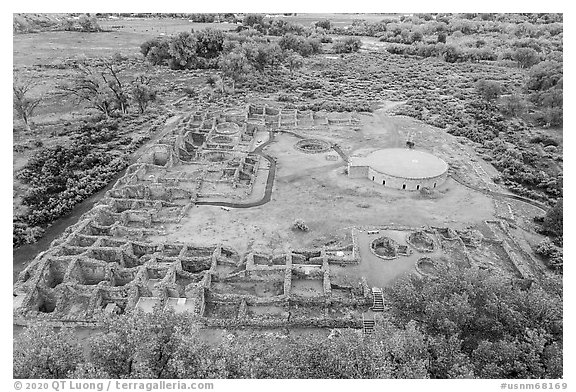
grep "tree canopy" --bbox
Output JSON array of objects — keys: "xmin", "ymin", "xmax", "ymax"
[{"xmin": 14, "ymin": 266, "xmax": 563, "ymax": 379}]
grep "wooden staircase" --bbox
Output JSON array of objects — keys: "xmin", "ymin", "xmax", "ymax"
[
  {"xmin": 362, "ymin": 314, "xmax": 375, "ymax": 334},
  {"xmin": 371, "ymin": 287, "xmax": 384, "ymax": 312}
]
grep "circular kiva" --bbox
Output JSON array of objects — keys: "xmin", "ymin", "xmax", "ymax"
[
  {"xmin": 406, "ymin": 231, "xmax": 436, "ymax": 252},
  {"xmin": 365, "ymin": 149, "xmax": 447, "ymax": 178},
  {"xmin": 347, "ymin": 148, "xmax": 448, "ymax": 190},
  {"xmin": 294, "ymin": 138, "xmax": 332, "ymax": 154},
  {"xmin": 415, "ymin": 257, "xmax": 439, "ymax": 278},
  {"xmin": 209, "ymin": 135, "xmax": 234, "ymax": 144},
  {"xmin": 215, "ymin": 122, "xmax": 240, "ymax": 135},
  {"xmin": 203, "ymin": 151, "xmax": 233, "ymax": 163},
  {"xmin": 370, "ymin": 236, "xmax": 399, "ymax": 260}
]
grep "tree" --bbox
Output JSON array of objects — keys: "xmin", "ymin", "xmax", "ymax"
[
  {"xmin": 194, "ymin": 28, "xmax": 225, "ymax": 59},
  {"xmin": 409, "ymin": 30, "xmax": 424, "ymax": 43},
  {"xmin": 315, "ymin": 19, "xmax": 331, "ymax": 30},
  {"xmin": 13, "ymin": 78, "xmax": 41, "ymax": 130},
  {"xmin": 442, "ymin": 44, "xmax": 462, "ymax": 63},
  {"xmin": 475, "ymin": 80, "xmax": 502, "ymax": 101},
  {"xmin": 244, "ymin": 43, "xmax": 269, "ymax": 73},
  {"xmin": 437, "ymin": 32, "xmax": 447, "ymax": 43},
  {"xmin": 385, "ymin": 264, "xmax": 563, "ymax": 378},
  {"xmin": 60, "ymin": 18, "xmax": 74, "ymax": 31},
  {"xmin": 244, "ymin": 43, "xmax": 284, "ymax": 73},
  {"xmin": 58, "ymin": 61, "xmax": 129, "ymax": 117},
  {"xmin": 526, "ymin": 61, "xmax": 563, "ymax": 91},
  {"xmin": 500, "ymin": 94, "xmax": 527, "ymax": 117},
  {"xmin": 141, "ymin": 37, "xmax": 171, "ymax": 66},
  {"xmin": 218, "ymin": 50, "xmax": 252, "ymax": 92},
  {"xmin": 333, "ymin": 37, "xmax": 362, "ymax": 54},
  {"xmin": 131, "ymin": 74, "xmax": 157, "ymax": 113},
  {"xmin": 278, "ymin": 34, "xmax": 320, "ymax": 57},
  {"xmin": 168, "ymin": 32, "xmax": 199, "ymax": 69},
  {"xmin": 78, "ymin": 14, "xmax": 101, "ymax": 32},
  {"xmin": 513, "ymin": 47, "xmax": 540, "ymax": 69},
  {"xmin": 542, "ymin": 198, "xmax": 563, "ymax": 237},
  {"xmin": 243, "ymin": 14, "xmax": 265, "ymax": 28},
  {"xmin": 14, "ymin": 323, "xmax": 83, "ymax": 378},
  {"xmin": 87, "ymin": 310, "xmax": 200, "ymax": 378},
  {"xmin": 101, "ymin": 61, "xmax": 130, "ymax": 114},
  {"xmin": 284, "ymin": 51, "xmax": 303, "ymax": 75},
  {"xmin": 204, "ymin": 74, "xmax": 225, "ymax": 95},
  {"xmin": 264, "ymin": 44, "xmax": 284, "ymax": 72}
]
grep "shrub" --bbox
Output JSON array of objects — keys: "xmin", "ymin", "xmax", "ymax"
[
  {"xmin": 315, "ymin": 19, "xmax": 331, "ymax": 30},
  {"xmin": 279, "ymin": 34, "xmax": 321, "ymax": 57},
  {"xmin": 243, "ymin": 14, "xmax": 265, "ymax": 28},
  {"xmin": 475, "ymin": 80, "xmax": 501, "ymax": 101},
  {"xmin": 141, "ymin": 37, "xmax": 171, "ymax": 65},
  {"xmin": 542, "ymin": 199, "xmax": 563, "ymax": 237},
  {"xmin": 292, "ymin": 219, "xmax": 309, "ymax": 232},
  {"xmin": 333, "ymin": 37, "xmax": 362, "ymax": 54},
  {"xmin": 14, "ymin": 120, "xmax": 132, "ymax": 236},
  {"xmin": 142, "ymin": 29, "xmax": 226, "ymax": 69},
  {"xmin": 194, "ymin": 28, "xmax": 225, "ymax": 59}
]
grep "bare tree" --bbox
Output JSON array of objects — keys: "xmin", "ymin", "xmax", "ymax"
[
  {"xmin": 13, "ymin": 78, "xmax": 41, "ymax": 130},
  {"xmin": 101, "ymin": 61, "xmax": 129, "ymax": 114},
  {"xmin": 58, "ymin": 61, "xmax": 129, "ymax": 117}
]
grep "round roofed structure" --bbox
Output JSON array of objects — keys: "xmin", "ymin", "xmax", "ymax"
[{"xmin": 347, "ymin": 148, "xmax": 448, "ymax": 191}]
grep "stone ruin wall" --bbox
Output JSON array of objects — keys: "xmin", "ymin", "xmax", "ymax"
[
  {"xmin": 13, "ymin": 104, "xmax": 367, "ymax": 329},
  {"xmin": 13, "ymin": 103, "xmax": 531, "ymax": 330}
]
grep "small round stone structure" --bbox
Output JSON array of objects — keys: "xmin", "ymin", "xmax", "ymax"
[
  {"xmin": 406, "ymin": 230, "xmax": 436, "ymax": 252},
  {"xmin": 294, "ymin": 138, "xmax": 332, "ymax": 154},
  {"xmin": 347, "ymin": 148, "xmax": 449, "ymax": 191},
  {"xmin": 416, "ymin": 257, "xmax": 439, "ymax": 278},
  {"xmin": 203, "ymin": 151, "xmax": 233, "ymax": 163},
  {"xmin": 215, "ymin": 122, "xmax": 240, "ymax": 135},
  {"xmin": 210, "ymin": 135, "xmax": 234, "ymax": 145},
  {"xmin": 370, "ymin": 236, "xmax": 399, "ymax": 260}
]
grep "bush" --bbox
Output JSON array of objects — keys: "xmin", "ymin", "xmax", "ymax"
[
  {"xmin": 243, "ymin": 14, "xmax": 265, "ymax": 28},
  {"xmin": 333, "ymin": 37, "xmax": 362, "ymax": 54},
  {"xmin": 14, "ymin": 120, "xmax": 131, "ymax": 237},
  {"xmin": 13, "ymin": 220, "xmax": 44, "ymax": 248},
  {"xmin": 141, "ymin": 37, "xmax": 171, "ymax": 65},
  {"xmin": 142, "ymin": 29, "xmax": 226, "ymax": 69},
  {"xmin": 513, "ymin": 47, "xmax": 540, "ymax": 69},
  {"xmin": 279, "ymin": 34, "xmax": 321, "ymax": 57},
  {"xmin": 541, "ymin": 199, "xmax": 563, "ymax": 237},
  {"xmin": 535, "ymin": 238, "xmax": 563, "ymax": 269},
  {"xmin": 292, "ymin": 219, "xmax": 309, "ymax": 232},
  {"xmin": 315, "ymin": 19, "xmax": 331, "ymax": 30},
  {"xmin": 475, "ymin": 80, "xmax": 501, "ymax": 101}
]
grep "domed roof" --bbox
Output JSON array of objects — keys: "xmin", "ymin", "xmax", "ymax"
[{"xmin": 360, "ymin": 148, "xmax": 448, "ymax": 179}]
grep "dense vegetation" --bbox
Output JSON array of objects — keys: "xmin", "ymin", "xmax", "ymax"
[
  {"xmin": 13, "ymin": 13, "xmax": 103, "ymax": 34},
  {"xmin": 13, "ymin": 115, "xmax": 157, "ymax": 248},
  {"xmin": 137, "ymin": 13, "xmax": 561, "ymax": 206},
  {"xmin": 14, "ymin": 266, "xmax": 562, "ymax": 379},
  {"xmin": 13, "ymin": 56, "xmax": 161, "ymax": 248}
]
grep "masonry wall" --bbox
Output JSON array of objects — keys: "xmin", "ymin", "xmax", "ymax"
[
  {"xmin": 347, "ymin": 164, "xmax": 369, "ymax": 178},
  {"xmin": 348, "ymin": 163, "xmax": 448, "ymax": 191}
]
